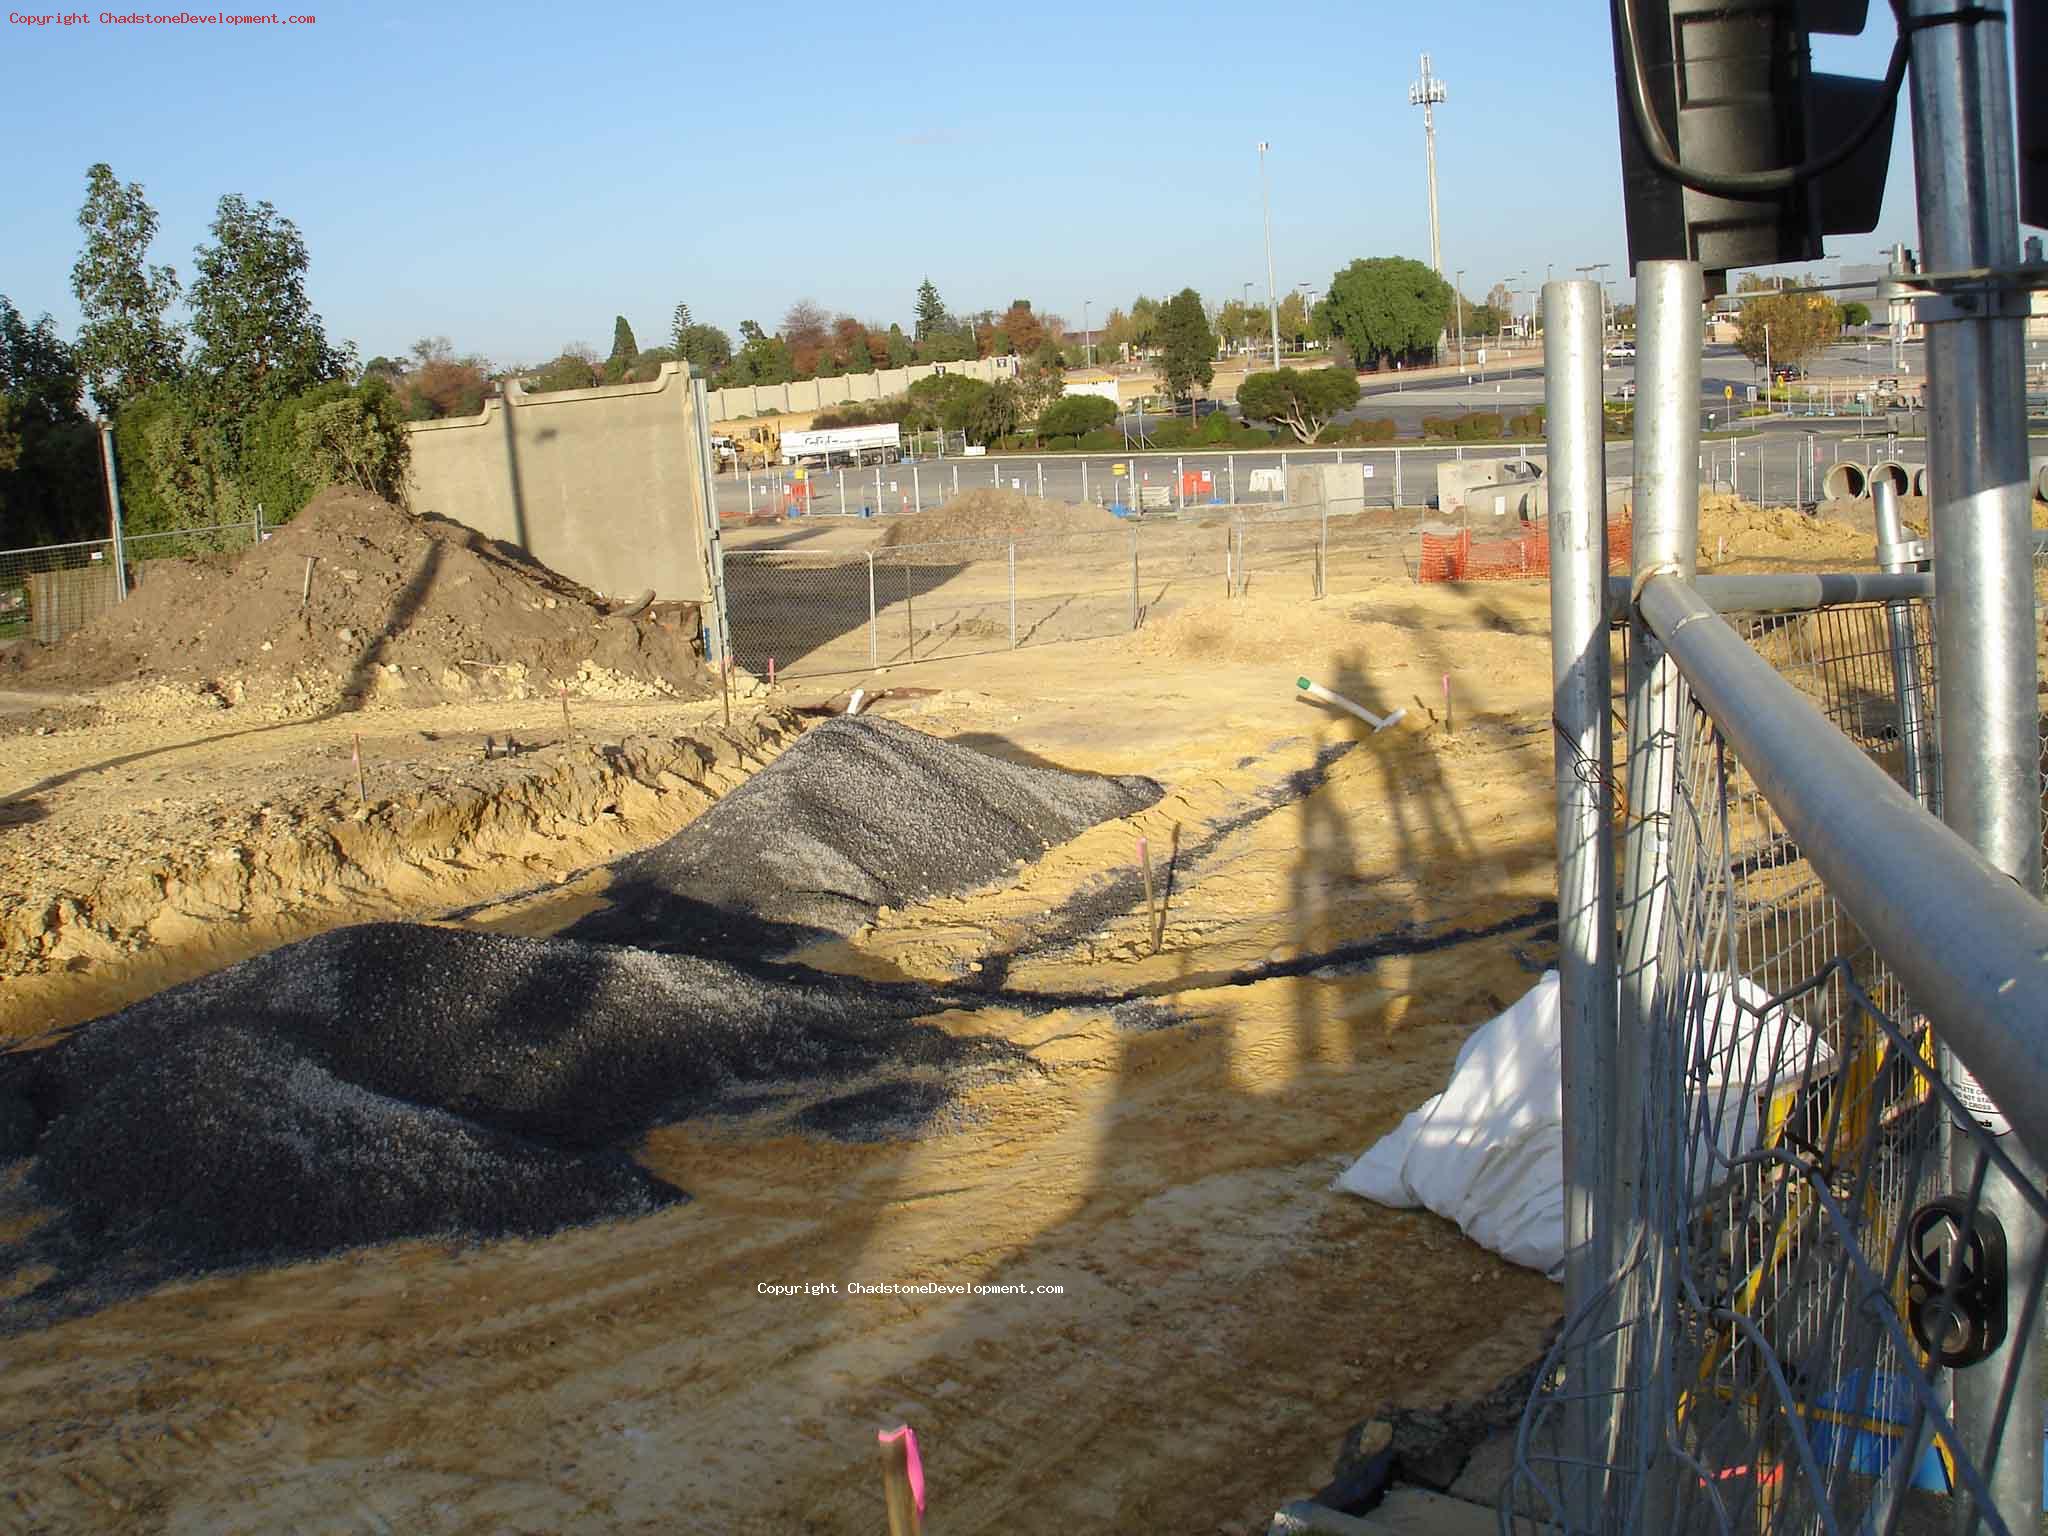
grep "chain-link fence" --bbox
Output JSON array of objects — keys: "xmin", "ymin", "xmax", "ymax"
[
  {"xmin": 1522, "ymin": 573, "xmax": 2048, "ymax": 1534},
  {"xmin": 0, "ymin": 521, "xmax": 261, "ymax": 648},
  {"xmin": 720, "ymin": 506, "xmax": 1425, "ymax": 677}
]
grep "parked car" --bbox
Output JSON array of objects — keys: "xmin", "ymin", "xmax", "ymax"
[
  {"xmin": 1614, "ymin": 380, "xmax": 1637, "ymax": 401},
  {"xmin": 1772, "ymin": 363, "xmax": 1805, "ymax": 382},
  {"xmin": 1606, "ymin": 341, "xmax": 1636, "ymax": 361}
]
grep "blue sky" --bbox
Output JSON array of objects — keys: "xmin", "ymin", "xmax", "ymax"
[{"xmin": 2, "ymin": 0, "xmax": 1938, "ymax": 367}]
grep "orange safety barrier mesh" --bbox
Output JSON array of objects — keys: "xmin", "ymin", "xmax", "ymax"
[{"xmin": 1418, "ymin": 518, "xmax": 1633, "ymax": 583}]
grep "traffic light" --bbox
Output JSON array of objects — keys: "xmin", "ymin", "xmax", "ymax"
[{"xmin": 1611, "ymin": 0, "xmax": 1900, "ymax": 291}]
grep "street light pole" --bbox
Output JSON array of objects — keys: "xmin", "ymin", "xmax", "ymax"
[
  {"xmin": 1258, "ymin": 141, "xmax": 1281, "ymax": 370},
  {"xmin": 1084, "ymin": 299, "xmax": 1092, "ymax": 368}
]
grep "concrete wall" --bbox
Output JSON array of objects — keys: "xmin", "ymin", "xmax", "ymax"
[
  {"xmin": 405, "ymin": 361, "xmax": 712, "ymax": 604},
  {"xmin": 706, "ymin": 355, "xmax": 1020, "ymax": 422}
]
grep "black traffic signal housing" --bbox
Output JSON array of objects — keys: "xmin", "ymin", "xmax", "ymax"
[{"xmin": 1612, "ymin": 0, "xmax": 1898, "ymax": 292}]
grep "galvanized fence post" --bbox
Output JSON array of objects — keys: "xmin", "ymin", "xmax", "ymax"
[
  {"xmin": 1128, "ymin": 527, "xmax": 1139, "ymax": 629},
  {"xmin": 1908, "ymin": 1, "xmax": 2046, "ymax": 1521},
  {"xmin": 1545, "ymin": 279, "xmax": 1618, "ymax": 1533},
  {"xmin": 1037, "ymin": 461, "xmax": 1044, "ymax": 499},
  {"xmin": 1228, "ymin": 452, "xmax": 1236, "ymax": 505},
  {"xmin": 1007, "ymin": 540, "xmax": 1017, "ymax": 648},
  {"xmin": 1082, "ymin": 460, "xmax": 1089, "ymax": 504},
  {"xmin": 1394, "ymin": 447, "xmax": 1403, "ymax": 509},
  {"xmin": 913, "ymin": 465, "xmax": 921, "ymax": 515},
  {"xmin": 1176, "ymin": 455, "xmax": 1185, "ymax": 513},
  {"xmin": 838, "ymin": 468, "xmax": 846, "ymax": 515},
  {"xmin": 1316, "ymin": 504, "xmax": 1327, "ymax": 599},
  {"xmin": 874, "ymin": 465, "xmax": 883, "ymax": 517},
  {"xmin": 904, "ymin": 561, "xmax": 915, "ymax": 659},
  {"xmin": 952, "ymin": 465, "xmax": 959, "ymax": 495},
  {"xmin": 98, "ymin": 423, "xmax": 128, "ymax": 600},
  {"xmin": 1615, "ymin": 260, "xmax": 1705, "ymax": 1522},
  {"xmin": 867, "ymin": 552, "xmax": 878, "ymax": 665}
]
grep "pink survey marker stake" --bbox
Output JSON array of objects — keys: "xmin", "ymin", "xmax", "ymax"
[{"xmin": 878, "ymin": 1424, "xmax": 927, "ymax": 1514}]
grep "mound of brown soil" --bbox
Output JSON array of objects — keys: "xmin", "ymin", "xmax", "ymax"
[
  {"xmin": 875, "ymin": 489, "xmax": 1123, "ymax": 550},
  {"xmin": 9, "ymin": 489, "xmax": 708, "ymax": 712},
  {"xmin": 1696, "ymin": 495, "xmax": 1882, "ymax": 569}
]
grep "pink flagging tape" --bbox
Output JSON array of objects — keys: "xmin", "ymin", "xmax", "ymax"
[{"xmin": 877, "ymin": 1424, "xmax": 926, "ymax": 1513}]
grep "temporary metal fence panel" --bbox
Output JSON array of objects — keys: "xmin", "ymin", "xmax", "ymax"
[
  {"xmin": 0, "ymin": 521, "xmax": 257, "ymax": 647},
  {"xmin": 1516, "ymin": 590, "xmax": 2048, "ymax": 1536},
  {"xmin": 0, "ymin": 537, "xmax": 121, "ymax": 645}
]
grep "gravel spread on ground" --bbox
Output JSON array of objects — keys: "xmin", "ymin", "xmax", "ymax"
[
  {"xmin": 567, "ymin": 716, "xmax": 1161, "ymax": 956},
  {"xmin": 2, "ymin": 921, "xmax": 1027, "ymax": 1319}
]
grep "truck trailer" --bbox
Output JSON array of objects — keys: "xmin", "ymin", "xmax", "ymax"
[{"xmin": 779, "ymin": 423, "xmax": 901, "ymax": 468}]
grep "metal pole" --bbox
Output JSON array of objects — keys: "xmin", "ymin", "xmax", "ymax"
[
  {"xmin": 1614, "ymin": 260, "xmax": 1704, "ymax": 1522},
  {"xmin": 1545, "ymin": 278, "xmax": 1616, "ymax": 1534},
  {"xmin": 1177, "ymin": 454, "xmax": 1185, "ymax": 512},
  {"xmin": 904, "ymin": 563, "xmax": 914, "ymax": 659},
  {"xmin": 1907, "ymin": 2, "xmax": 2045, "ymax": 1524},
  {"xmin": 1259, "ymin": 141, "xmax": 1282, "ymax": 369},
  {"xmin": 98, "ymin": 423, "xmax": 128, "ymax": 600},
  {"xmin": 1874, "ymin": 480, "xmax": 1934, "ymax": 809},
  {"xmin": 1037, "ymin": 460, "xmax": 1044, "ymax": 500},
  {"xmin": 1229, "ymin": 453, "xmax": 1235, "ymax": 505},
  {"xmin": 1316, "ymin": 504, "xmax": 1328, "ymax": 599},
  {"xmin": 838, "ymin": 468, "xmax": 846, "ymax": 515},
  {"xmin": 1082, "ymin": 460, "xmax": 1089, "ymax": 503},
  {"xmin": 952, "ymin": 464, "xmax": 959, "ymax": 495},
  {"xmin": 875, "ymin": 465, "xmax": 883, "ymax": 517},
  {"xmin": 1395, "ymin": 448, "xmax": 1403, "ymax": 509},
  {"xmin": 1007, "ymin": 541, "xmax": 1016, "ymax": 648},
  {"xmin": 1129, "ymin": 528, "xmax": 1139, "ymax": 629},
  {"xmin": 913, "ymin": 465, "xmax": 921, "ymax": 514},
  {"xmin": 868, "ymin": 552, "xmax": 878, "ymax": 665}
]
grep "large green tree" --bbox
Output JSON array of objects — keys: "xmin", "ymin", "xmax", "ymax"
[
  {"xmin": 1321, "ymin": 257, "xmax": 1453, "ymax": 368},
  {"xmin": 1236, "ymin": 366, "xmax": 1361, "ymax": 443},
  {"xmin": 187, "ymin": 194, "xmax": 346, "ymax": 426},
  {"xmin": 1736, "ymin": 287, "xmax": 1842, "ymax": 369},
  {"xmin": 0, "ymin": 296, "xmax": 101, "ymax": 544},
  {"xmin": 608, "ymin": 315, "xmax": 638, "ymax": 367},
  {"xmin": 914, "ymin": 278, "xmax": 949, "ymax": 343},
  {"xmin": 1156, "ymin": 288, "xmax": 1215, "ymax": 402},
  {"xmin": 71, "ymin": 163, "xmax": 185, "ymax": 414}
]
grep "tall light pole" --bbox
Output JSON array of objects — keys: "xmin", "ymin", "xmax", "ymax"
[
  {"xmin": 1257, "ymin": 142, "xmax": 1281, "ymax": 369},
  {"xmin": 1083, "ymin": 299, "xmax": 1092, "ymax": 367},
  {"xmin": 1454, "ymin": 266, "xmax": 1466, "ymax": 368},
  {"xmin": 1408, "ymin": 53, "xmax": 1448, "ymax": 275}
]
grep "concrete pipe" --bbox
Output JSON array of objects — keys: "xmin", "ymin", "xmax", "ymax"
[
  {"xmin": 1823, "ymin": 461, "xmax": 1868, "ymax": 501},
  {"xmin": 1911, "ymin": 464, "xmax": 1931, "ymax": 500},
  {"xmin": 2033, "ymin": 457, "xmax": 2048, "ymax": 503},
  {"xmin": 1869, "ymin": 461, "xmax": 1912, "ymax": 500}
]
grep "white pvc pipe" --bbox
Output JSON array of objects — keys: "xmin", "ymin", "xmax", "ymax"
[
  {"xmin": 846, "ymin": 687, "xmax": 866, "ymax": 716},
  {"xmin": 1912, "ymin": 465, "xmax": 1932, "ymax": 500},
  {"xmin": 1297, "ymin": 677, "xmax": 1407, "ymax": 733},
  {"xmin": 1822, "ymin": 461, "xmax": 1869, "ymax": 501}
]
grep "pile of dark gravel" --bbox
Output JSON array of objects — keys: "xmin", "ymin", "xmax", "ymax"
[
  {"xmin": 567, "ymin": 716, "xmax": 1161, "ymax": 956},
  {"xmin": 2, "ymin": 922, "xmax": 1026, "ymax": 1293}
]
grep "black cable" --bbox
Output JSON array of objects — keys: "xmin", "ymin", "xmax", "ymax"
[{"xmin": 1614, "ymin": 0, "xmax": 1925, "ymax": 198}]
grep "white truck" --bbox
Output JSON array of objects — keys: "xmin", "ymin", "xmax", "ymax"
[{"xmin": 779, "ymin": 423, "xmax": 901, "ymax": 468}]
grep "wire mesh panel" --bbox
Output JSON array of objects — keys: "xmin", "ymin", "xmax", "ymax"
[
  {"xmin": 1515, "ymin": 596, "xmax": 2046, "ymax": 1536},
  {"xmin": 0, "ymin": 538, "xmax": 121, "ymax": 645},
  {"xmin": 722, "ymin": 550, "xmax": 880, "ymax": 678},
  {"xmin": 874, "ymin": 537, "xmax": 1019, "ymax": 664}
]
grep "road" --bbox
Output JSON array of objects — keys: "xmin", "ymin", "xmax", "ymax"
[{"xmin": 715, "ymin": 337, "xmax": 2048, "ymax": 523}]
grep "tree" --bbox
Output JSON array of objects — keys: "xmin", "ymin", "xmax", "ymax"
[
  {"xmin": 1486, "ymin": 281, "xmax": 1516, "ymax": 325},
  {"xmin": 725, "ymin": 320, "xmax": 795, "ymax": 387},
  {"xmin": 670, "ymin": 322, "xmax": 731, "ymax": 375},
  {"xmin": 1842, "ymin": 300, "xmax": 1871, "ymax": 328},
  {"xmin": 0, "ymin": 296, "xmax": 100, "ymax": 544},
  {"xmin": 187, "ymin": 193, "xmax": 346, "ymax": 425},
  {"xmin": 1156, "ymin": 288, "xmax": 1215, "ymax": 403},
  {"xmin": 608, "ymin": 315, "xmax": 638, "ymax": 368},
  {"xmin": 1236, "ymin": 366, "xmax": 1361, "ymax": 444},
  {"xmin": 71, "ymin": 163, "xmax": 185, "ymax": 414},
  {"xmin": 885, "ymin": 323, "xmax": 913, "ymax": 367},
  {"xmin": 670, "ymin": 302, "xmax": 692, "ymax": 351},
  {"xmin": 1320, "ymin": 257, "xmax": 1454, "ymax": 369},
  {"xmin": 914, "ymin": 278, "xmax": 948, "ymax": 343},
  {"xmin": 1018, "ymin": 340, "xmax": 1067, "ymax": 420},
  {"xmin": 1736, "ymin": 287, "xmax": 1842, "ymax": 369},
  {"xmin": 1128, "ymin": 295, "xmax": 1162, "ymax": 351},
  {"xmin": 780, "ymin": 299, "xmax": 829, "ymax": 374},
  {"xmin": 1277, "ymin": 291, "xmax": 1315, "ymax": 350},
  {"xmin": 992, "ymin": 300, "xmax": 1044, "ymax": 357},
  {"xmin": 1038, "ymin": 393, "xmax": 1118, "ymax": 438}
]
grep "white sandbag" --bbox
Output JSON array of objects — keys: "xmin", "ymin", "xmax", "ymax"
[{"xmin": 1334, "ymin": 971, "xmax": 1827, "ymax": 1278}]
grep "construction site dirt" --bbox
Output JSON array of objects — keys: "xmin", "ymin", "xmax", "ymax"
[{"xmin": 0, "ymin": 495, "xmax": 1912, "ymax": 1531}]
